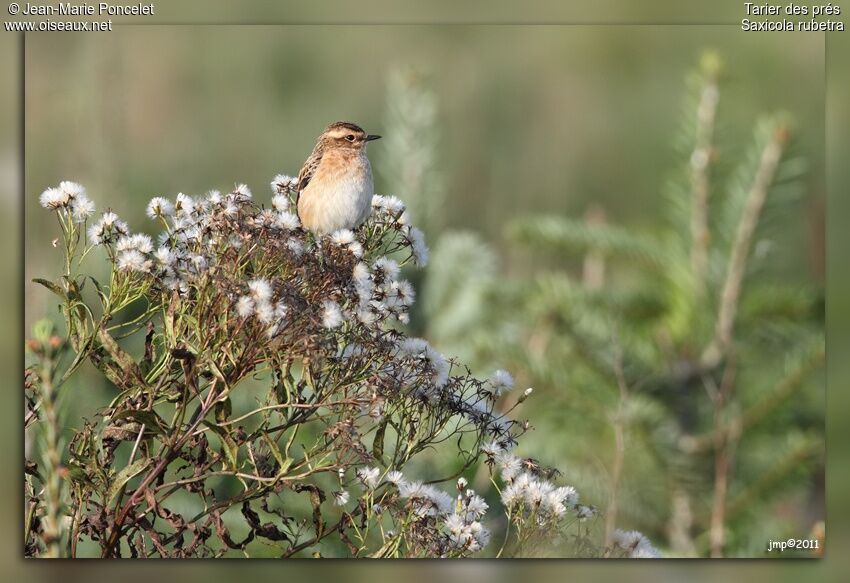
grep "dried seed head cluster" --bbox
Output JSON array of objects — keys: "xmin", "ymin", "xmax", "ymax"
[
  {"xmin": 610, "ymin": 529, "xmax": 661, "ymax": 558},
  {"xmin": 39, "ymin": 180, "xmax": 94, "ymax": 221},
  {"xmin": 28, "ymin": 176, "xmax": 658, "ymax": 558}
]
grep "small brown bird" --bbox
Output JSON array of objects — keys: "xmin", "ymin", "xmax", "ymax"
[{"xmin": 296, "ymin": 121, "xmax": 381, "ymax": 235}]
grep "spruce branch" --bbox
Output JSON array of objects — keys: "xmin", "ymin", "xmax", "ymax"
[
  {"xmin": 509, "ymin": 216, "xmax": 667, "ymax": 269},
  {"xmin": 688, "ymin": 52, "xmax": 721, "ymax": 296},
  {"xmin": 724, "ymin": 439, "xmax": 821, "ymax": 523},
  {"xmin": 703, "ymin": 119, "xmax": 790, "ymax": 367}
]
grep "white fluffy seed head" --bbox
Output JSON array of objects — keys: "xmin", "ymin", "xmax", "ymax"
[
  {"xmin": 117, "ymin": 249, "xmax": 150, "ymax": 273},
  {"xmin": 486, "ymin": 369, "xmax": 515, "ymax": 397},
  {"xmin": 385, "ymin": 470, "xmax": 405, "ymax": 486},
  {"xmin": 407, "ymin": 227, "xmax": 429, "ymax": 266},
  {"xmin": 270, "ymin": 174, "xmax": 296, "ymax": 195},
  {"xmin": 236, "ymin": 296, "xmax": 254, "ymax": 318},
  {"xmin": 39, "ymin": 187, "xmax": 69, "ymax": 209},
  {"xmin": 372, "ymin": 257, "xmax": 400, "ymax": 281},
  {"xmin": 276, "ymin": 211, "xmax": 300, "ymax": 231},
  {"xmin": 286, "ymin": 238, "xmax": 304, "ymax": 256},
  {"xmin": 71, "ymin": 195, "xmax": 96, "ymax": 222},
  {"xmin": 331, "ymin": 229, "xmax": 356, "ymax": 246},
  {"xmin": 117, "ymin": 234, "xmax": 153, "ymax": 254},
  {"xmin": 248, "ymin": 278, "xmax": 273, "ymax": 302},
  {"xmin": 353, "ymin": 262, "xmax": 370, "ymax": 283},
  {"xmin": 232, "ymin": 183, "xmax": 252, "ymax": 200},
  {"xmin": 356, "ymin": 466, "xmax": 381, "ymax": 489},
  {"xmin": 321, "ymin": 300, "xmax": 343, "ymax": 329},
  {"xmin": 174, "ymin": 193, "xmax": 195, "ymax": 215},
  {"xmin": 154, "ymin": 246, "xmax": 177, "ymax": 266},
  {"xmin": 146, "ymin": 197, "xmax": 174, "ymax": 219},
  {"xmin": 271, "ymin": 194, "xmax": 290, "ymax": 211},
  {"xmin": 255, "ymin": 300, "xmax": 275, "ymax": 324}
]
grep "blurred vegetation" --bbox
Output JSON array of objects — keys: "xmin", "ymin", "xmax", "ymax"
[
  {"xmin": 412, "ymin": 55, "xmax": 824, "ymax": 557},
  {"xmin": 24, "ymin": 28, "xmax": 824, "ymax": 557}
]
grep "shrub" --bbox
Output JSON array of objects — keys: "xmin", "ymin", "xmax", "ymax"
[{"xmin": 25, "ymin": 177, "xmax": 655, "ymax": 558}]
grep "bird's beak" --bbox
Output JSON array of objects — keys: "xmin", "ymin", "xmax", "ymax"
[{"xmin": 365, "ymin": 134, "xmax": 382, "ymax": 141}]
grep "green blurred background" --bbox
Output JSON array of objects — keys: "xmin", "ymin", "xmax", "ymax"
[
  {"xmin": 22, "ymin": 25, "xmax": 824, "ymax": 292},
  {"xmin": 4, "ymin": 2, "xmax": 843, "ymax": 573}
]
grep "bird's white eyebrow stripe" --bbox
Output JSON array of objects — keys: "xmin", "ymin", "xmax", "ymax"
[{"xmin": 326, "ymin": 127, "xmax": 361, "ymax": 139}]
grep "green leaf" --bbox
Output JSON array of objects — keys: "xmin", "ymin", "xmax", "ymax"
[
  {"xmin": 203, "ymin": 421, "xmax": 240, "ymax": 471},
  {"xmin": 62, "ymin": 275, "xmax": 83, "ymax": 301},
  {"xmin": 221, "ymin": 439, "xmax": 239, "ymax": 471},
  {"xmin": 111, "ymin": 409, "xmax": 168, "ymax": 436},
  {"xmin": 88, "ymin": 276, "xmax": 109, "ymax": 306},
  {"xmin": 65, "ymin": 461, "xmax": 92, "ymax": 485},
  {"xmin": 105, "ymin": 458, "xmax": 149, "ymax": 507},
  {"xmin": 164, "ymin": 300, "xmax": 176, "ymax": 344},
  {"xmin": 372, "ymin": 418, "xmax": 387, "ymax": 464},
  {"xmin": 278, "ymin": 457, "xmax": 293, "ymax": 476},
  {"xmin": 260, "ymin": 433, "xmax": 284, "ymax": 469},
  {"xmin": 97, "ymin": 326, "xmax": 147, "ymax": 388},
  {"xmin": 293, "ymin": 483, "xmax": 325, "ymax": 538},
  {"xmin": 260, "ymin": 433, "xmax": 293, "ymax": 476},
  {"xmin": 214, "ymin": 397, "xmax": 232, "ymax": 423},
  {"xmin": 32, "ymin": 278, "xmax": 66, "ymax": 299}
]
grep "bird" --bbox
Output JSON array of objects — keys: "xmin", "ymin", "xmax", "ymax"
[{"xmin": 295, "ymin": 121, "xmax": 381, "ymax": 235}]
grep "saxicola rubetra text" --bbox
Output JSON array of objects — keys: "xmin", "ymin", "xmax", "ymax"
[{"xmin": 296, "ymin": 121, "xmax": 381, "ymax": 235}]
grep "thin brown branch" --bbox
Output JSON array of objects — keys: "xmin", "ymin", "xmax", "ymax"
[
  {"xmin": 101, "ymin": 385, "xmax": 220, "ymax": 557},
  {"xmin": 709, "ymin": 362, "xmax": 737, "ymax": 558},
  {"xmin": 703, "ymin": 123, "xmax": 789, "ymax": 367}
]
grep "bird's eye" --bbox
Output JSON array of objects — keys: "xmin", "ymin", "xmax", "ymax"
[{"xmin": 345, "ymin": 134, "xmax": 356, "ymax": 142}]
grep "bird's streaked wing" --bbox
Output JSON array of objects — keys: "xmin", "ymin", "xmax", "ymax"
[{"xmin": 296, "ymin": 146, "xmax": 324, "ymax": 205}]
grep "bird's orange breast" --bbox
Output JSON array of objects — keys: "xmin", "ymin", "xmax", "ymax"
[{"xmin": 297, "ymin": 150, "xmax": 373, "ymax": 235}]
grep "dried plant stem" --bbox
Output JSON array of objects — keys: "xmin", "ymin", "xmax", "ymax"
[
  {"xmin": 101, "ymin": 383, "xmax": 220, "ymax": 557},
  {"xmin": 128, "ymin": 424, "xmax": 146, "ymax": 464},
  {"xmin": 704, "ymin": 126, "xmax": 787, "ymax": 367}
]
